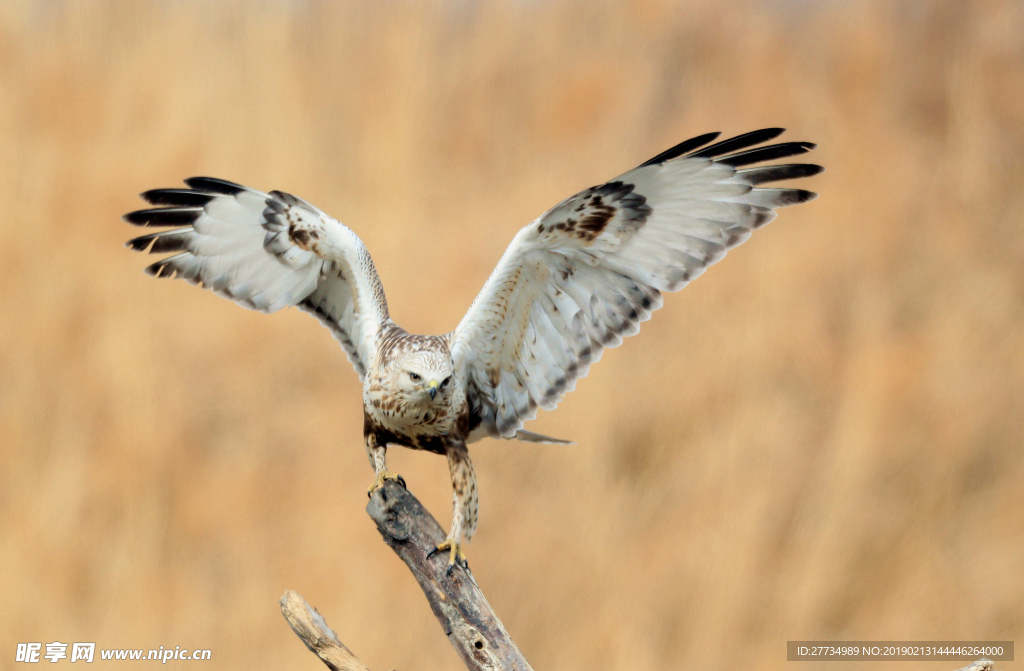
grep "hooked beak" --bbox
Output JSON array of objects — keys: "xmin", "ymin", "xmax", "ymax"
[{"xmin": 427, "ymin": 379, "xmax": 439, "ymax": 400}]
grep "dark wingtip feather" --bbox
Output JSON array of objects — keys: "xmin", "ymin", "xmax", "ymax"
[
  {"xmin": 639, "ymin": 131, "xmax": 721, "ymax": 167},
  {"xmin": 689, "ymin": 128, "xmax": 786, "ymax": 159},
  {"xmin": 766, "ymin": 188, "xmax": 818, "ymax": 207},
  {"xmin": 125, "ymin": 235, "xmax": 153, "ymax": 252},
  {"xmin": 183, "ymin": 176, "xmax": 246, "ymax": 195},
  {"xmin": 127, "ymin": 230, "xmax": 193, "ymax": 254},
  {"xmin": 785, "ymin": 189, "xmax": 818, "ymax": 205},
  {"xmin": 738, "ymin": 163, "xmax": 824, "ymax": 185},
  {"xmin": 141, "ymin": 188, "xmax": 215, "ymax": 207},
  {"xmin": 718, "ymin": 141, "xmax": 816, "ymax": 167},
  {"xmin": 122, "ymin": 210, "xmax": 146, "ymax": 225},
  {"xmin": 144, "ymin": 259, "xmax": 170, "ymax": 277},
  {"xmin": 123, "ymin": 207, "xmax": 201, "ymax": 227}
]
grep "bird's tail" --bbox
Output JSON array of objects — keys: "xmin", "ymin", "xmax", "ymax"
[{"xmin": 512, "ymin": 430, "xmax": 574, "ymax": 445}]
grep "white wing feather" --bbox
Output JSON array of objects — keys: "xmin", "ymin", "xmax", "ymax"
[
  {"xmin": 452, "ymin": 129, "xmax": 821, "ymax": 439},
  {"xmin": 125, "ymin": 178, "xmax": 389, "ymax": 380}
]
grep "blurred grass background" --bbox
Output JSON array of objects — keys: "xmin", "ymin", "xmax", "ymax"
[{"xmin": 1, "ymin": 0, "xmax": 1022, "ymax": 669}]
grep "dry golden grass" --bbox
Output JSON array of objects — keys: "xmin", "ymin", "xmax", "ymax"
[{"xmin": 1, "ymin": 1, "xmax": 1022, "ymax": 669}]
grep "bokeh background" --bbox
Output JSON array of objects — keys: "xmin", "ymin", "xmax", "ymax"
[{"xmin": 1, "ymin": 1, "xmax": 1022, "ymax": 669}]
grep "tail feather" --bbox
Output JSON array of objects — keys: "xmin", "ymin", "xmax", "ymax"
[{"xmin": 512, "ymin": 429, "xmax": 574, "ymax": 445}]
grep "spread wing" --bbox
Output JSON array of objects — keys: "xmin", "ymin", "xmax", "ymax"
[
  {"xmin": 451, "ymin": 128, "xmax": 822, "ymax": 439},
  {"xmin": 125, "ymin": 178, "xmax": 389, "ymax": 380}
]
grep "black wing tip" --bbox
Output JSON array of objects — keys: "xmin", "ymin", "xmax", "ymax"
[
  {"xmin": 775, "ymin": 188, "xmax": 819, "ymax": 206},
  {"xmin": 791, "ymin": 163, "xmax": 825, "ymax": 178},
  {"xmin": 781, "ymin": 141, "xmax": 817, "ymax": 154},
  {"xmin": 127, "ymin": 230, "xmax": 193, "ymax": 254},
  {"xmin": 183, "ymin": 176, "xmax": 246, "ymax": 195},
  {"xmin": 689, "ymin": 127, "xmax": 787, "ymax": 159},
  {"xmin": 125, "ymin": 234, "xmax": 153, "ymax": 252},
  {"xmin": 639, "ymin": 131, "xmax": 722, "ymax": 167},
  {"xmin": 122, "ymin": 207, "xmax": 201, "ymax": 227},
  {"xmin": 126, "ymin": 179, "xmax": 238, "ymax": 230},
  {"xmin": 140, "ymin": 188, "xmax": 215, "ymax": 207},
  {"xmin": 640, "ymin": 128, "xmax": 818, "ymax": 168},
  {"xmin": 143, "ymin": 259, "xmax": 170, "ymax": 277},
  {"xmin": 746, "ymin": 126, "xmax": 786, "ymax": 136},
  {"xmin": 718, "ymin": 141, "xmax": 817, "ymax": 167},
  {"xmin": 122, "ymin": 209, "xmax": 158, "ymax": 226},
  {"xmin": 740, "ymin": 163, "xmax": 825, "ymax": 185}
]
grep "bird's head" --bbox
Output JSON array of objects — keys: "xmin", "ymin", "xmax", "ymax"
[{"xmin": 390, "ymin": 348, "xmax": 455, "ymax": 406}]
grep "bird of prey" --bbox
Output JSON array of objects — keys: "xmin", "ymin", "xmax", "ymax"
[{"xmin": 125, "ymin": 128, "xmax": 821, "ymax": 574}]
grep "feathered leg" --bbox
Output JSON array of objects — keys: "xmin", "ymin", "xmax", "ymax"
[
  {"xmin": 364, "ymin": 432, "xmax": 405, "ymax": 495},
  {"xmin": 428, "ymin": 441, "xmax": 477, "ymax": 575}
]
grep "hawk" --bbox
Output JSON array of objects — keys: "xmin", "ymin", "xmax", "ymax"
[{"xmin": 125, "ymin": 128, "xmax": 821, "ymax": 573}]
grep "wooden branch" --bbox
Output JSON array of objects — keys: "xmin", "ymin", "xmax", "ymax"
[
  {"xmin": 281, "ymin": 480, "xmax": 531, "ymax": 671},
  {"xmin": 281, "ymin": 481, "xmax": 999, "ymax": 671},
  {"xmin": 365, "ymin": 480, "xmax": 532, "ymax": 671},
  {"xmin": 279, "ymin": 590, "xmax": 370, "ymax": 671}
]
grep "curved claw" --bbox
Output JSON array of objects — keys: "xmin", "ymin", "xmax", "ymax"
[
  {"xmin": 367, "ymin": 470, "xmax": 406, "ymax": 498},
  {"xmin": 428, "ymin": 538, "xmax": 468, "ymax": 576},
  {"xmin": 448, "ymin": 555, "xmax": 470, "ymax": 577}
]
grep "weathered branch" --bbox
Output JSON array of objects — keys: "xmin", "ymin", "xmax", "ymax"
[
  {"xmin": 279, "ymin": 590, "xmax": 370, "ymax": 671},
  {"xmin": 366, "ymin": 480, "xmax": 532, "ymax": 670},
  {"xmin": 282, "ymin": 482, "xmax": 999, "ymax": 671},
  {"xmin": 281, "ymin": 480, "xmax": 531, "ymax": 670}
]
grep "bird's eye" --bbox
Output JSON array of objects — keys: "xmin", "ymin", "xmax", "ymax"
[
  {"xmin": 409, "ymin": 372, "xmax": 421, "ymax": 382},
  {"xmin": 441, "ymin": 376, "xmax": 451, "ymax": 388}
]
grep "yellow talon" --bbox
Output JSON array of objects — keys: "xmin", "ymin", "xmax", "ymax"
[
  {"xmin": 368, "ymin": 470, "xmax": 406, "ymax": 496},
  {"xmin": 428, "ymin": 538, "xmax": 468, "ymax": 576}
]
